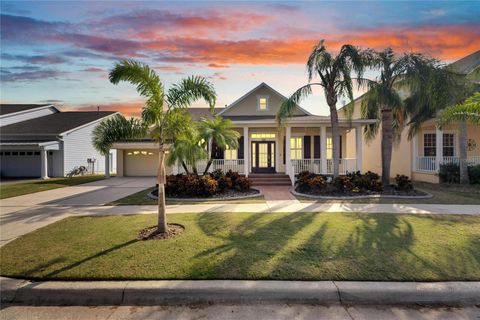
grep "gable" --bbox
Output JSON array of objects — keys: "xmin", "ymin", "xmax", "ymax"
[{"xmin": 219, "ymin": 83, "xmax": 309, "ymax": 117}]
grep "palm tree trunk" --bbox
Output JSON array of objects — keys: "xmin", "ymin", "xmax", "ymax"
[
  {"xmin": 459, "ymin": 120, "xmax": 469, "ymax": 184},
  {"xmin": 381, "ymin": 108, "xmax": 393, "ymax": 187},
  {"xmin": 328, "ymin": 102, "xmax": 340, "ymax": 177},
  {"xmin": 203, "ymin": 139, "xmax": 215, "ymax": 175},
  {"xmin": 157, "ymin": 146, "xmax": 167, "ymax": 233},
  {"xmin": 181, "ymin": 161, "xmax": 189, "ymax": 175}
]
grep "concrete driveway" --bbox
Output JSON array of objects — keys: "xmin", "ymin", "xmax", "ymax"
[{"xmin": 0, "ymin": 177, "xmax": 156, "ymax": 213}]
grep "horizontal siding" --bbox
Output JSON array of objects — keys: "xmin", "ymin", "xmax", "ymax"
[
  {"xmin": 62, "ymin": 119, "xmax": 117, "ymax": 176},
  {"xmin": 0, "ymin": 107, "xmax": 58, "ymax": 127}
]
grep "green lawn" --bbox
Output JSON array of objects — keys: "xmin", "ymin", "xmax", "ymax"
[
  {"xmin": 296, "ymin": 182, "xmax": 480, "ymax": 204},
  {"xmin": 0, "ymin": 175, "xmax": 106, "ymax": 199},
  {"xmin": 1, "ymin": 212, "xmax": 479, "ymax": 281},
  {"xmin": 108, "ymin": 187, "xmax": 266, "ymax": 205}
]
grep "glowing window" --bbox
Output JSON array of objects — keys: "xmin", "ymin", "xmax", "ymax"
[
  {"xmin": 127, "ymin": 150, "xmax": 154, "ymax": 156},
  {"xmin": 258, "ymin": 96, "xmax": 268, "ymax": 110},
  {"xmin": 326, "ymin": 137, "xmax": 332, "ymax": 159},
  {"xmin": 290, "ymin": 137, "xmax": 303, "ymax": 160},
  {"xmin": 224, "ymin": 145, "xmax": 237, "ymax": 160},
  {"xmin": 251, "ymin": 133, "xmax": 276, "ymax": 139}
]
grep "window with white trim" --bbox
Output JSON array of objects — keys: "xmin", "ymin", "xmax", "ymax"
[
  {"xmin": 423, "ymin": 133, "xmax": 436, "ymax": 156},
  {"xmin": 257, "ymin": 96, "xmax": 268, "ymax": 111},
  {"xmin": 443, "ymin": 133, "xmax": 455, "ymax": 156},
  {"xmin": 290, "ymin": 137, "xmax": 303, "ymax": 160},
  {"xmin": 224, "ymin": 145, "xmax": 237, "ymax": 160}
]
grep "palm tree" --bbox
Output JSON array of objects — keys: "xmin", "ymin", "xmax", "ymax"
[
  {"xmin": 198, "ymin": 116, "xmax": 240, "ymax": 175},
  {"xmin": 437, "ymin": 92, "xmax": 480, "ymax": 184},
  {"xmin": 92, "ymin": 114, "xmax": 147, "ymax": 156},
  {"xmin": 361, "ymin": 48, "xmax": 452, "ymax": 187},
  {"xmin": 167, "ymin": 124, "xmax": 207, "ymax": 175},
  {"xmin": 108, "ymin": 60, "xmax": 216, "ymax": 234},
  {"xmin": 277, "ymin": 40, "xmax": 366, "ymax": 177}
]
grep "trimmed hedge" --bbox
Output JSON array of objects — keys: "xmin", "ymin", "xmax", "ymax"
[
  {"xmin": 165, "ymin": 169, "xmax": 252, "ymax": 197},
  {"xmin": 296, "ymin": 171, "xmax": 383, "ymax": 194}
]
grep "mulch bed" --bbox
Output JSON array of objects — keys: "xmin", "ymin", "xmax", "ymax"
[{"xmin": 138, "ymin": 223, "xmax": 185, "ymax": 240}]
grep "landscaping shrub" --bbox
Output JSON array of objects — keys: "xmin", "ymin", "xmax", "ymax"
[
  {"xmin": 394, "ymin": 174, "xmax": 413, "ymax": 191},
  {"xmin": 332, "ymin": 175, "xmax": 354, "ymax": 192},
  {"xmin": 235, "ymin": 176, "xmax": 251, "ymax": 192},
  {"xmin": 216, "ymin": 175, "xmax": 233, "ymax": 192},
  {"xmin": 308, "ymin": 175, "xmax": 327, "ymax": 192},
  {"xmin": 164, "ymin": 170, "xmax": 252, "ymax": 197},
  {"xmin": 439, "ymin": 163, "xmax": 460, "ymax": 183},
  {"xmin": 297, "ymin": 171, "xmax": 316, "ymax": 192},
  {"xmin": 200, "ymin": 175, "xmax": 218, "ymax": 196},
  {"xmin": 468, "ymin": 164, "xmax": 480, "ymax": 184}
]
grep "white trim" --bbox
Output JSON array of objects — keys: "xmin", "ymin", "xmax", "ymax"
[
  {"xmin": 59, "ymin": 112, "xmax": 120, "ymax": 136},
  {"xmin": 0, "ymin": 104, "xmax": 58, "ymax": 119},
  {"xmin": 217, "ymin": 82, "xmax": 312, "ymax": 116},
  {"xmin": 256, "ymin": 95, "xmax": 269, "ymax": 111}
]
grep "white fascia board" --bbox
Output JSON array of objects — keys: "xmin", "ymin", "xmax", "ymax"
[{"xmin": 0, "ymin": 105, "xmax": 58, "ymax": 118}]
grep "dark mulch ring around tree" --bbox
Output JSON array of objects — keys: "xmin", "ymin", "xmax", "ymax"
[
  {"xmin": 150, "ymin": 188, "xmax": 261, "ymax": 200},
  {"xmin": 138, "ymin": 223, "xmax": 185, "ymax": 240}
]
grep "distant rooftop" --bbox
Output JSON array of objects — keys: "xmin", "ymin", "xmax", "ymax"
[
  {"xmin": 0, "ymin": 104, "xmax": 51, "ymax": 116},
  {"xmin": 449, "ymin": 50, "xmax": 480, "ymax": 75},
  {"xmin": 187, "ymin": 107, "xmax": 224, "ymax": 120}
]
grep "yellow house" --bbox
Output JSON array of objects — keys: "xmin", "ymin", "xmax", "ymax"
[
  {"xmin": 113, "ymin": 82, "xmax": 375, "ymax": 185},
  {"xmin": 342, "ymin": 51, "xmax": 480, "ymax": 183}
]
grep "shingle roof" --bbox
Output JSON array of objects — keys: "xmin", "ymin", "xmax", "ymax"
[
  {"xmin": 0, "ymin": 111, "xmax": 116, "ymax": 142},
  {"xmin": 449, "ymin": 50, "xmax": 480, "ymax": 75},
  {"xmin": 187, "ymin": 107, "xmax": 224, "ymax": 120},
  {"xmin": 0, "ymin": 104, "xmax": 51, "ymax": 116}
]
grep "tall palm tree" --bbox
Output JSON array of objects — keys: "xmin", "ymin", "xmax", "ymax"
[
  {"xmin": 108, "ymin": 60, "xmax": 216, "ymax": 234},
  {"xmin": 277, "ymin": 40, "xmax": 366, "ymax": 177},
  {"xmin": 361, "ymin": 48, "xmax": 452, "ymax": 187},
  {"xmin": 198, "ymin": 116, "xmax": 240, "ymax": 175},
  {"xmin": 437, "ymin": 92, "xmax": 480, "ymax": 184}
]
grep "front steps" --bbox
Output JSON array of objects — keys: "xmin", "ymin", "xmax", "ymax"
[{"xmin": 248, "ymin": 173, "xmax": 292, "ymax": 186}]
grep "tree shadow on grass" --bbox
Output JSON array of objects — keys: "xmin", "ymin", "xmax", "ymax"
[
  {"xmin": 42, "ymin": 239, "xmax": 139, "ymax": 279},
  {"xmin": 189, "ymin": 212, "xmax": 316, "ymax": 279}
]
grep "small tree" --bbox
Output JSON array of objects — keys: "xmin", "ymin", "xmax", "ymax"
[
  {"xmin": 277, "ymin": 40, "xmax": 367, "ymax": 177},
  {"xmin": 107, "ymin": 60, "xmax": 216, "ymax": 234},
  {"xmin": 437, "ymin": 92, "xmax": 480, "ymax": 184},
  {"xmin": 167, "ymin": 124, "xmax": 207, "ymax": 175},
  {"xmin": 199, "ymin": 116, "xmax": 240, "ymax": 175}
]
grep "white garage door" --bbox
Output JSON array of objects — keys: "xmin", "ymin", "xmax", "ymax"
[
  {"xmin": 124, "ymin": 149, "xmax": 158, "ymax": 176},
  {"xmin": 0, "ymin": 150, "xmax": 41, "ymax": 178}
]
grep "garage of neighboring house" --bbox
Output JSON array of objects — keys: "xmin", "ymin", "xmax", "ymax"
[{"xmin": 124, "ymin": 149, "xmax": 159, "ymax": 176}]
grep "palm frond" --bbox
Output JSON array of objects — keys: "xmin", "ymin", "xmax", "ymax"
[
  {"xmin": 166, "ymin": 76, "xmax": 216, "ymax": 110},
  {"xmin": 277, "ymin": 84, "xmax": 316, "ymax": 125},
  {"xmin": 437, "ymin": 92, "xmax": 480, "ymax": 129},
  {"xmin": 92, "ymin": 114, "xmax": 147, "ymax": 155}
]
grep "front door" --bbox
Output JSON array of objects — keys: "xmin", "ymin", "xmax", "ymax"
[{"xmin": 251, "ymin": 141, "xmax": 275, "ymax": 173}]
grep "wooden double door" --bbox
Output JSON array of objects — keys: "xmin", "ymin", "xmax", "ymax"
[{"xmin": 251, "ymin": 141, "xmax": 275, "ymax": 173}]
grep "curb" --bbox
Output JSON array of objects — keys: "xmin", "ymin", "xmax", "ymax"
[
  {"xmin": 291, "ymin": 189, "xmax": 433, "ymax": 200},
  {"xmin": 2, "ymin": 277, "xmax": 479, "ymax": 306}
]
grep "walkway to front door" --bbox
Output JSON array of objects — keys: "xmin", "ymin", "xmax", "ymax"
[
  {"xmin": 255, "ymin": 185, "xmax": 298, "ymax": 202},
  {"xmin": 251, "ymin": 141, "xmax": 275, "ymax": 173}
]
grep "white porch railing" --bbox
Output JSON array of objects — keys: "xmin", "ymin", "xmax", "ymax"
[
  {"xmin": 416, "ymin": 156, "xmax": 480, "ymax": 172},
  {"xmin": 291, "ymin": 158, "xmax": 357, "ymax": 175},
  {"xmin": 177, "ymin": 159, "xmax": 245, "ymax": 175},
  {"xmin": 326, "ymin": 158, "xmax": 357, "ymax": 175}
]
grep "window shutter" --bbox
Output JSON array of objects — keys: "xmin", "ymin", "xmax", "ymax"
[
  {"xmin": 238, "ymin": 136, "xmax": 244, "ymax": 159},
  {"xmin": 339, "ymin": 136, "xmax": 343, "ymax": 159},
  {"xmin": 283, "ymin": 136, "xmax": 286, "ymax": 164},
  {"xmin": 313, "ymin": 135, "xmax": 320, "ymax": 158},
  {"xmin": 303, "ymin": 136, "xmax": 311, "ymax": 159}
]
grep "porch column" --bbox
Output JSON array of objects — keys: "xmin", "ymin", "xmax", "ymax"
[
  {"xmin": 435, "ymin": 127, "xmax": 443, "ymax": 172},
  {"xmin": 40, "ymin": 148, "xmax": 49, "ymax": 179},
  {"xmin": 412, "ymin": 133, "xmax": 417, "ymax": 172},
  {"xmin": 285, "ymin": 126, "xmax": 291, "ymax": 175},
  {"xmin": 243, "ymin": 127, "xmax": 249, "ymax": 177},
  {"xmin": 105, "ymin": 151, "xmax": 110, "ymax": 178},
  {"xmin": 320, "ymin": 126, "xmax": 327, "ymax": 174},
  {"xmin": 355, "ymin": 125, "xmax": 363, "ymax": 173}
]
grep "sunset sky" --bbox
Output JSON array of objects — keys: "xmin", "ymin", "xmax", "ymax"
[{"xmin": 1, "ymin": 1, "xmax": 479, "ymax": 116}]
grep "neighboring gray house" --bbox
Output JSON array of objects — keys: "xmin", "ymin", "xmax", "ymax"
[{"xmin": 0, "ymin": 104, "xmax": 117, "ymax": 179}]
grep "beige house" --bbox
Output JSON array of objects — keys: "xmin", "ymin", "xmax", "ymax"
[
  {"xmin": 113, "ymin": 82, "xmax": 375, "ymax": 185},
  {"xmin": 342, "ymin": 51, "xmax": 480, "ymax": 184}
]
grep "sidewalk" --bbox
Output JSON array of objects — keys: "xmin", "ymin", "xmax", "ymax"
[{"xmin": 2, "ymin": 277, "xmax": 479, "ymax": 306}]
